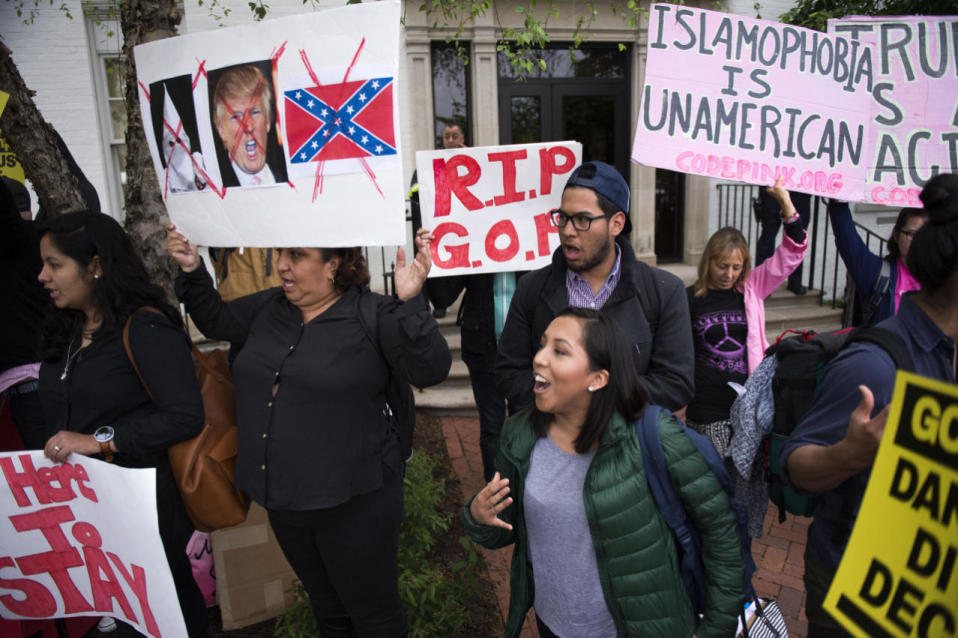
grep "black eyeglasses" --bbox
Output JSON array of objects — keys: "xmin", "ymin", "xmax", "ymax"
[{"xmin": 549, "ymin": 209, "xmax": 609, "ymax": 231}]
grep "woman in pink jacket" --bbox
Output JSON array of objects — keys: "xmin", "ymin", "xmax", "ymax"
[{"xmin": 683, "ymin": 179, "xmax": 807, "ymax": 454}]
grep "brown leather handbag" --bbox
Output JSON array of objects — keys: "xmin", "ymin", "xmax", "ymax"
[{"xmin": 123, "ymin": 309, "xmax": 249, "ymax": 532}]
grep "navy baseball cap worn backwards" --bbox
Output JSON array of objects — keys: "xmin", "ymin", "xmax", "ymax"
[{"xmin": 564, "ymin": 161, "xmax": 632, "ymax": 234}]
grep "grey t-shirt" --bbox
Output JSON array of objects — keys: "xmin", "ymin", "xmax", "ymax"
[{"xmin": 525, "ymin": 433, "xmax": 616, "ymax": 638}]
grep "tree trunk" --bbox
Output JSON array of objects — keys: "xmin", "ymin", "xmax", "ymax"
[
  {"xmin": 0, "ymin": 43, "xmax": 86, "ymax": 217},
  {"xmin": 119, "ymin": 0, "xmax": 182, "ymax": 295}
]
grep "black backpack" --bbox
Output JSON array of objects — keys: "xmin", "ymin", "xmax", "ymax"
[
  {"xmin": 765, "ymin": 326, "xmax": 913, "ymax": 522},
  {"xmin": 355, "ymin": 288, "xmax": 417, "ymax": 463}
]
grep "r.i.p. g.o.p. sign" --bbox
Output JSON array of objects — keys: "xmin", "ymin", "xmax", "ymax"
[
  {"xmin": 0, "ymin": 452, "xmax": 185, "ymax": 637},
  {"xmin": 416, "ymin": 141, "xmax": 582, "ymax": 277}
]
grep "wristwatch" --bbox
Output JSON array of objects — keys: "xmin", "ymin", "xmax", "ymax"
[{"xmin": 94, "ymin": 425, "xmax": 115, "ymax": 462}]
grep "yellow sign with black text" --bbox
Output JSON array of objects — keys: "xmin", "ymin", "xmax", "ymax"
[
  {"xmin": 824, "ymin": 371, "xmax": 958, "ymax": 637},
  {"xmin": 0, "ymin": 90, "xmax": 26, "ymax": 183}
]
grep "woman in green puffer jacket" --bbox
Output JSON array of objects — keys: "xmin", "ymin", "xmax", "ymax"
[{"xmin": 463, "ymin": 307, "xmax": 744, "ymax": 638}]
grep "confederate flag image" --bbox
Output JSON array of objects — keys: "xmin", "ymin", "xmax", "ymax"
[{"xmin": 284, "ymin": 77, "xmax": 397, "ymax": 164}]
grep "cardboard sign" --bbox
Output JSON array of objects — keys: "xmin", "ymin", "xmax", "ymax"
[
  {"xmin": 824, "ymin": 372, "xmax": 958, "ymax": 637},
  {"xmin": 415, "ymin": 141, "xmax": 581, "ymax": 277},
  {"xmin": 829, "ymin": 15, "xmax": 958, "ymax": 207},
  {"xmin": 633, "ymin": 4, "xmax": 874, "ymax": 200},
  {"xmin": 133, "ymin": 1, "xmax": 404, "ymax": 248},
  {"xmin": 0, "ymin": 452, "xmax": 186, "ymax": 637}
]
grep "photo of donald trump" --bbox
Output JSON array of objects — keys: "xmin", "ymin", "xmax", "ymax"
[{"xmin": 208, "ymin": 61, "xmax": 288, "ymax": 188}]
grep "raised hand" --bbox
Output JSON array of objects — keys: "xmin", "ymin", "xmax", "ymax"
[
  {"xmin": 469, "ymin": 472, "xmax": 514, "ymax": 530},
  {"xmin": 766, "ymin": 177, "xmax": 797, "ymax": 222},
  {"xmin": 166, "ymin": 223, "xmax": 201, "ymax": 273},
  {"xmin": 394, "ymin": 228, "xmax": 433, "ymax": 302},
  {"xmin": 841, "ymin": 384, "xmax": 889, "ymax": 472}
]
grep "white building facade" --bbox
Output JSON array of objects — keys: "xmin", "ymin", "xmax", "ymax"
[{"xmin": 1, "ymin": 0, "xmax": 897, "ymax": 295}]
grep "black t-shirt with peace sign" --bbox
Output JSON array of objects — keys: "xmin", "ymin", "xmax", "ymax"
[{"xmin": 685, "ymin": 285, "xmax": 748, "ymax": 424}]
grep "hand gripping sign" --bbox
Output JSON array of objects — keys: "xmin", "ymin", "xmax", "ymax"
[
  {"xmin": 416, "ymin": 141, "xmax": 582, "ymax": 277},
  {"xmin": 823, "ymin": 372, "xmax": 958, "ymax": 638},
  {"xmin": 0, "ymin": 452, "xmax": 186, "ymax": 637},
  {"xmin": 134, "ymin": 1, "xmax": 404, "ymax": 248}
]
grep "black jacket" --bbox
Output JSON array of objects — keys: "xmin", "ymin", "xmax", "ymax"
[
  {"xmin": 495, "ymin": 236, "xmax": 694, "ymax": 411},
  {"xmin": 175, "ymin": 264, "xmax": 451, "ymax": 510},
  {"xmin": 427, "ymin": 273, "xmax": 496, "ymax": 371},
  {"xmin": 0, "ymin": 183, "xmax": 47, "ymax": 373},
  {"xmin": 39, "ymin": 311, "xmax": 204, "ymax": 469}
]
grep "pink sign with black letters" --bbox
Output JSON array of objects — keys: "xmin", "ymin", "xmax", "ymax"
[
  {"xmin": 830, "ymin": 15, "xmax": 958, "ymax": 207},
  {"xmin": 633, "ymin": 3, "xmax": 874, "ymax": 200}
]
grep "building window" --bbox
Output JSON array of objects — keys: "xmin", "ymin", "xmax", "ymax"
[
  {"xmin": 431, "ymin": 42, "xmax": 471, "ymax": 148},
  {"xmin": 102, "ymin": 56, "xmax": 128, "ymax": 188},
  {"xmin": 86, "ymin": 8, "xmax": 126, "ymax": 216},
  {"xmin": 497, "ymin": 45, "xmax": 628, "ymax": 80}
]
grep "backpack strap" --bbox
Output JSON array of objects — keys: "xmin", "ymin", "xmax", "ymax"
[
  {"xmin": 862, "ymin": 260, "xmax": 892, "ymax": 326},
  {"xmin": 122, "ymin": 306, "xmax": 227, "ymax": 401},
  {"xmin": 635, "ymin": 405, "xmax": 687, "ymax": 539},
  {"xmin": 634, "ymin": 405, "xmax": 703, "ymax": 609},
  {"xmin": 355, "ymin": 287, "xmax": 382, "ymax": 360},
  {"xmin": 122, "ymin": 307, "xmax": 166, "ymax": 400},
  {"xmin": 846, "ymin": 326, "xmax": 914, "ymax": 372}
]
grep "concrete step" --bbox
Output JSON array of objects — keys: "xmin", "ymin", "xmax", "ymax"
[
  {"xmin": 414, "ymin": 383, "xmax": 479, "ymax": 417},
  {"xmin": 764, "ymin": 303, "xmax": 843, "ymax": 333},
  {"xmin": 765, "ymin": 286, "xmax": 826, "ymax": 309}
]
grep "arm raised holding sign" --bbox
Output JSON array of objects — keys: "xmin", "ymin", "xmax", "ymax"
[{"xmin": 166, "ymin": 222, "xmax": 450, "ymax": 634}]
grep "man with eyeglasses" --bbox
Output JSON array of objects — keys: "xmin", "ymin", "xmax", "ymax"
[{"xmin": 495, "ymin": 161, "xmax": 694, "ymax": 412}]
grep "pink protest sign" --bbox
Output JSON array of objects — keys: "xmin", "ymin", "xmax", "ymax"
[
  {"xmin": 416, "ymin": 141, "xmax": 582, "ymax": 277},
  {"xmin": 830, "ymin": 16, "xmax": 958, "ymax": 208},
  {"xmin": 633, "ymin": 4, "xmax": 874, "ymax": 200}
]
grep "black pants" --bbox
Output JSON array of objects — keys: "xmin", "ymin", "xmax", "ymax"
[
  {"xmin": 756, "ymin": 189, "xmax": 811, "ymax": 287},
  {"xmin": 466, "ymin": 364, "xmax": 506, "ymax": 483},
  {"xmin": 803, "ymin": 544, "xmax": 853, "ymax": 638},
  {"xmin": 268, "ymin": 468, "xmax": 406, "ymax": 638}
]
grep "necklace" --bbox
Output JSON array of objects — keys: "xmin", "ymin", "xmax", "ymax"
[{"xmin": 60, "ymin": 337, "xmax": 82, "ymax": 381}]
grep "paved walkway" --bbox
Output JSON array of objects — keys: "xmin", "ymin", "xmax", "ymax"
[{"xmin": 442, "ymin": 415, "xmax": 810, "ymax": 638}]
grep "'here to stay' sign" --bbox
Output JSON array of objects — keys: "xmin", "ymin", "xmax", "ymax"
[{"xmin": 0, "ymin": 452, "xmax": 186, "ymax": 637}]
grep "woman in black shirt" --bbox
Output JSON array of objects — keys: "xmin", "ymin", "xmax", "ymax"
[
  {"xmin": 683, "ymin": 180, "xmax": 807, "ymax": 454},
  {"xmin": 167, "ymin": 225, "xmax": 451, "ymax": 637},
  {"xmin": 38, "ymin": 211, "xmax": 209, "ymax": 637}
]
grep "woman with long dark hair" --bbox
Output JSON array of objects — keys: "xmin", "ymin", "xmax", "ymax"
[
  {"xmin": 38, "ymin": 211, "xmax": 209, "ymax": 637},
  {"xmin": 828, "ymin": 198, "xmax": 928, "ymax": 326},
  {"xmin": 464, "ymin": 307, "xmax": 744, "ymax": 638}
]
